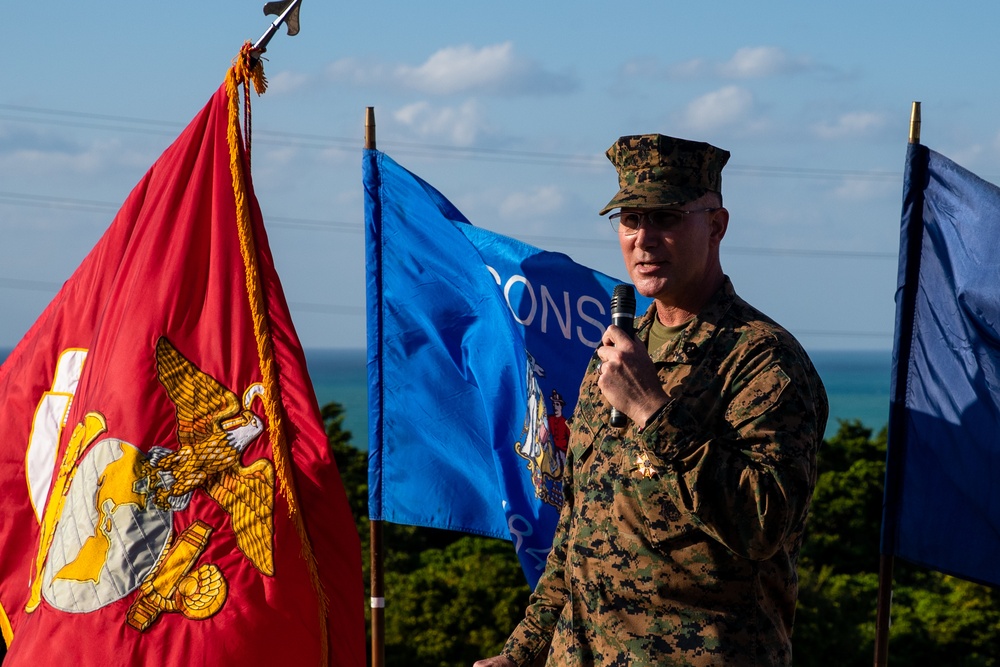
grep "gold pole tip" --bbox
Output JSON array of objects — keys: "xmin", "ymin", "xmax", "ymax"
[{"xmin": 909, "ymin": 101, "xmax": 922, "ymax": 145}]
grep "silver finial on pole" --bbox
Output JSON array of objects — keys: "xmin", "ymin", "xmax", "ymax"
[{"xmin": 251, "ymin": 0, "xmax": 303, "ymax": 63}]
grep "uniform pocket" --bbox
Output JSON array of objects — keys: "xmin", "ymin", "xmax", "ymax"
[{"xmin": 616, "ymin": 446, "xmax": 698, "ymax": 547}]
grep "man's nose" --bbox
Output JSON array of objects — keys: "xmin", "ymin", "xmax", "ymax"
[{"xmin": 632, "ymin": 221, "xmax": 660, "ymax": 246}]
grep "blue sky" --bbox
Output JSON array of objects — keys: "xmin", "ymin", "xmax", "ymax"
[{"xmin": 4, "ymin": 1, "xmax": 1000, "ymax": 352}]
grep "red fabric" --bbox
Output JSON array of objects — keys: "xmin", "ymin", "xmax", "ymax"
[{"xmin": 0, "ymin": 84, "xmax": 364, "ymax": 666}]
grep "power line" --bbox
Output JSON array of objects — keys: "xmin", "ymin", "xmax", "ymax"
[
  {"xmin": 0, "ymin": 276, "xmax": 364, "ymax": 317},
  {"xmin": 1, "ymin": 103, "xmax": 910, "ymax": 180},
  {"xmin": 0, "ymin": 103, "xmax": 900, "ymax": 345},
  {"xmin": 0, "ymin": 104, "xmax": 182, "ymax": 128},
  {"xmin": 0, "ymin": 286, "xmax": 895, "ymax": 342},
  {"xmin": 0, "ymin": 191, "xmax": 894, "ymax": 259},
  {"xmin": 519, "ymin": 232, "xmax": 897, "ymax": 259},
  {"xmin": 287, "ymin": 302, "xmax": 365, "ymax": 316},
  {"xmin": 0, "ymin": 277, "xmax": 63, "ymax": 292},
  {"xmin": 0, "ymin": 191, "xmax": 121, "ymax": 212},
  {"xmin": 1, "ymin": 190, "xmax": 897, "ymax": 258},
  {"xmin": 0, "ymin": 193, "xmax": 361, "ymax": 232},
  {"xmin": 0, "ymin": 279, "xmax": 889, "ymax": 339},
  {"xmin": 795, "ymin": 329, "xmax": 891, "ymax": 338},
  {"xmin": 723, "ymin": 245, "xmax": 896, "ymax": 259}
]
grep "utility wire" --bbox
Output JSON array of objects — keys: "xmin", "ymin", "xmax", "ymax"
[
  {"xmin": 1, "ymin": 103, "xmax": 909, "ymax": 180},
  {"xmin": 0, "ymin": 104, "xmax": 899, "ymax": 340},
  {"xmin": 0, "ymin": 193, "xmax": 895, "ymax": 259}
]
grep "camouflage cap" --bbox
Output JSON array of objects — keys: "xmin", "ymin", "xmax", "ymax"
[{"xmin": 599, "ymin": 134, "xmax": 730, "ymax": 215}]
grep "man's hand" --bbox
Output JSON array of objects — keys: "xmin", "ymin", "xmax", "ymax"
[
  {"xmin": 597, "ymin": 325, "xmax": 668, "ymax": 425},
  {"xmin": 472, "ymin": 656, "xmax": 516, "ymax": 667}
]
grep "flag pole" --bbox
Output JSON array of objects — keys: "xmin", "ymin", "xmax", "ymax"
[
  {"xmin": 366, "ymin": 105, "xmax": 386, "ymax": 667},
  {"xmin": 873, "ymin": 557, "xmax": 894, "ymax": 666},
  {"xmin": 249, "ymin": 0, "xmax": 303, "ymax": 64},
  {"xmin": 873, "ymin": 100, "xmax": 921, "ymax": 667}
]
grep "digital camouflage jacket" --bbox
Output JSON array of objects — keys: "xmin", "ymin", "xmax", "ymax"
[{"xmin": 502, "ymin": 278, "xmax": 829, "ymax": 667}]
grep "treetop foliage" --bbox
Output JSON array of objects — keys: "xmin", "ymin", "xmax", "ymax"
[{"xmin": 323, "ymin": 408, "xmax": 1000, "ymax": 667}]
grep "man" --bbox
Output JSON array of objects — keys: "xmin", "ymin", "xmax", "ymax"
[{"xmin": 475, "ymin": 134, "xmax": 828, "ymax": 666}]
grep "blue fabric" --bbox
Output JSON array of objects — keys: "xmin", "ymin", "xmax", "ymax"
[
  {"xmin": 364, "ymin": 149, "xmax": 647, "ymax": 587},
  {"xmin": 883, "ymin": 144, "xmax": 1000, "ymax": 587}
]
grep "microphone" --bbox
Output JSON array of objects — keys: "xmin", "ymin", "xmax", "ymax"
[{"xmin": 608, "ymin": 284, "xmax": 636, "ymax": 428}]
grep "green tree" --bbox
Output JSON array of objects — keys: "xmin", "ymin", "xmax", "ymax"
[
  {"xmin": 321, "ymin": 402, "xmax": 529, "ymax": 667},
  {"xmin": 795, "ymin": 420, "xmax": 1000, "ymax": 666},
  {"xmin": 322, "ymin": 406, "xmax": 1000, "ymax": 666},
  {"xmin": 383, "ymin": 537, "xmax": 530, "ymax": 667}
]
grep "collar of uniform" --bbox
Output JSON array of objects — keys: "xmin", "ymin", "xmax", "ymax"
[{"xmin": 634, "ymin": 276, "xmax": 736, "ymax": 364}]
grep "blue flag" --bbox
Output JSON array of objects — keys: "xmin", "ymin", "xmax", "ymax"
[
  {"xmin": 883, "ymin": 143, "xmax": 1000, "ymax": 587},
  {"xmin": 364, "ymin": 149, "xmax": 648, "ymax": 587}
]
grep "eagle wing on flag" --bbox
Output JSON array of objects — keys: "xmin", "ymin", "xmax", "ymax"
[
  {"xmin": 208, "ymin": 462, "xmax": 276, "ymax": 575},
  {"xmin": 155, "ymin": 336, "xmax": 247, "ymax": 447}
]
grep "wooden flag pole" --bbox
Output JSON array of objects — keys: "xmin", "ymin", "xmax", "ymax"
[
  {"xmin": 366, "ymin": 105, "xmax": 386, "ymax": 667},
  {"xmin": 873, "ymin": 100, "xmax": 921, "ymax": 667},
  {"xmin": 873, "ymin": 554, "xmax": 894, "ymax": 667}
]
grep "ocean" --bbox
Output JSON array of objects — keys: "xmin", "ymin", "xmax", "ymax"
[
  {"xmin": 808, "ymin": 349, "xmax": 892, "ymax": 439},
  {"xmin": 310, "ymin": 348, "xmax": 894, "ymax": 447},
  {"xmin": 0, "ymin": 347, "xmax": 891, "ymax": 448}
]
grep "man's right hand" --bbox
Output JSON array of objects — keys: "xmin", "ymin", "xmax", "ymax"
[
  {"xmin": 472, "ymin": 656, "xmax": 516, "ymax": 667},
  {"xmin": 597, "ymin": 324, "xmax": 669, "ymax": 425}
]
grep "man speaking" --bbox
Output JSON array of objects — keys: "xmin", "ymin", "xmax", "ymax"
[{"xmin": 475, "ymin": 134, "xmax": 829, "ymax": 666}]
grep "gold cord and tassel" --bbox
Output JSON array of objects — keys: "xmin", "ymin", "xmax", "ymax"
[{"xmin": 225, "ymin": 45, "xmax": 330, "ymax": 665}]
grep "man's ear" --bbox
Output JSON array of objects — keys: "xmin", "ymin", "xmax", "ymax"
[{"xmin": 709, "ymin": 207, "xmax": 729, "ymax": 244}]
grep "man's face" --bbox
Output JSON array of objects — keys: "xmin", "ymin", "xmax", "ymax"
[{"xmin": 616, "ymin": 195, "xmax": 728, "ymax": 306}]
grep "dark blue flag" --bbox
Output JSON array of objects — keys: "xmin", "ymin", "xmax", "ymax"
[
  {"xmin": 883, "ymin": 143, "xmax": 1000, "ymax": 587},
  {"xmin": 364, "ymin": 149, "xmax": 647, "ymax": 587}
]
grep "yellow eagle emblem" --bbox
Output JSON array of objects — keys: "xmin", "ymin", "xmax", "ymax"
[{"xmin": 146, "ymin": 337, "xmax": 275, "ymax": 575}]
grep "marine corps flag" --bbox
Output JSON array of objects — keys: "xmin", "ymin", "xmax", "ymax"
[{"xmin": 0, "ymin": 57, "xmax": 365, "ymax": 665}]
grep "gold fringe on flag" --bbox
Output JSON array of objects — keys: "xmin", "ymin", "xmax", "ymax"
[{"xmin": 225, "ymin": 43, "xmax": 329, "ymax": 665}]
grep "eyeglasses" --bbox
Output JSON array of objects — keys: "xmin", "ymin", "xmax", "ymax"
[{"xmin": 609, "ymin": 208, "xmax": 719, "ymax": 235}]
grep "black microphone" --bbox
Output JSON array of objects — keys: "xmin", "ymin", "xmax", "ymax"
[{"xmin": 608, "ymin": 284, "xmax": 636, "ymax": 428}]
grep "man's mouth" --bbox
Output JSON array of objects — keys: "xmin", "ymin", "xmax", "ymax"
[{"xmin": 635, "ymin": 259, "xmax": 665, "ymax": 269}]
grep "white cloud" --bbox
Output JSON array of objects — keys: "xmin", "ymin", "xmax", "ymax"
[
  {"xmin": 946, "ymin": 142, "xmax": 993, "ymax": 171},
  {"xmin": 264, "ymin": 70, "xmax": 312, "ymax": 95},
  {"xmin": 679, "ymin": 86, "xmax": 754, "ymax": 132},
  {"xmin": 327, "ymin": 42, "xmax": 577, "ymax": 96},
  {"xmin": 719, "ymin": 46, "xmax": 807, "ymax": 79},
  {"xmin": 0, "ymin": 137, "xmax": 150, "ymax": 179},
  {"xmin": 629, "ymin": 46, "xmax": 813, "ymax": 81},
  {"xmin": 398, "ymin": 43, "xmax": 517, "ymax": 95},
  {"xmin": 621, "ymin": 56, "xmax": 670, "ymax": 79},
  {"xmin": 325, "ymin": 57, "xmax": 388, "ymax": 86},
  {"xmin": 392, "ymin": 100, "xmax": 490, "ymax": 146},
  {"xmin": 498, "ymin": 185, "xmax": 564, "ymax": 219},
  {"xmin": 664, "ymin": 57, "xmax": 710, "ymax": 79},
  {"xmin": 813, "ymin": 112, "xmax": 887, "ymax": 140},
  {"xmin": 832, "ymin": 178, "xmax": 894, "ymax": 201}
]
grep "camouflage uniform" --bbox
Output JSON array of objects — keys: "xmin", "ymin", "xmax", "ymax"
[{"xmin": 501, "ymin": 277, "xmax": 829, "ymax": 667}]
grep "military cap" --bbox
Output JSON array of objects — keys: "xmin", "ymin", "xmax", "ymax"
[{"xmin": 599, "ymin": 134, "xmax": 730, "ymax": 215}]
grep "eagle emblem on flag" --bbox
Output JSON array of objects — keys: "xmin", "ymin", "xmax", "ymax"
[
  {"xmin": 145, "ymin": 337, "xmax": 275, "ymax": 575},
  {"xmin": 26, "ymin": 338, "xmax": 275, "ymax": 631}
]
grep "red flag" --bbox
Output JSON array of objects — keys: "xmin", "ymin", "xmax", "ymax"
[{"xmin": 0, "ymin": 64, "xmax": 365, "ymax": 666}]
